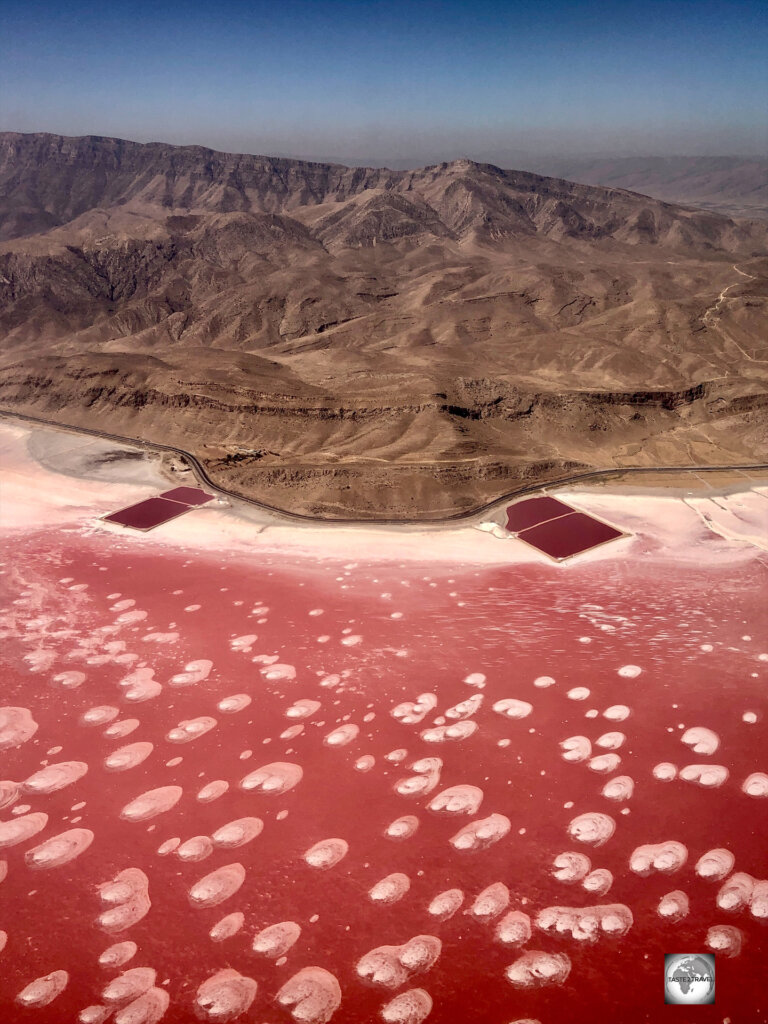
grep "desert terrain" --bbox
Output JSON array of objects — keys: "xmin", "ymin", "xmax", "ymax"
[
  {"xmin": 1, "ymin": 132, "xmax": 767, "ymax": 518},
  {"xmin": 532, "ymin": 156, "xmax": 768, "ymax": 221}
]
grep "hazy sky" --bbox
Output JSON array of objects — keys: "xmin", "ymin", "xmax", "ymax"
[{"xmin": 1, "ymin": 0, "xmax": 766, "ymax": 166}]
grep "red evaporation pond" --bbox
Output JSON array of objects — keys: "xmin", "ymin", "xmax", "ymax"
[
  {"xmin": 102, "ymin": 496, "xmax": 190, "ymax": 530},
  {"xmin": 519, "ymin": 510, "xmax": 624, "ymax": 559},
  {"xmin": 159, "ymin": 486, "xmax": 216, "ymax": 506},
  {"xmin": 505, "ymin": 495, "xmax": 574, "ymax": 533}
]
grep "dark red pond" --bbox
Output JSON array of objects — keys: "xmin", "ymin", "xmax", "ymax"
[
  {"xmin": 159, "ymin": 488, "xmax": 216, "ymax": 507},
  {"xmin": 102, "ymin": 498, "xmax": 190, "ymax": 531},
  {"xmin": 519, "ymin": 512, "xmax": 625, "ymax": 561},
  {"xmin": 504, "ymin": 495, "xmax": 574, "ymax": 533}
]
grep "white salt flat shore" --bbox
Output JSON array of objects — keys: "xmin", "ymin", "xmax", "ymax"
[{"xmin": 0, "ymin": 422, "xmax": 766, "ymax": 568}]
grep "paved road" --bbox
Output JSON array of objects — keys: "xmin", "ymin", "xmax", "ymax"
[{"xmin": 2, "ymin": 407, "xmax": 767, "ymax": 526}]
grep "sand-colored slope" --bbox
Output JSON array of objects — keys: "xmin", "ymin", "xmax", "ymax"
[{"xmin": 0, "ymin": 134, "xmax": 767, "ymax": 517}]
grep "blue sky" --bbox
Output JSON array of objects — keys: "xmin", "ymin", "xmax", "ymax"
[{"xmin": 1, "ymin": 0, "xmax": 766, "ymax": 163}]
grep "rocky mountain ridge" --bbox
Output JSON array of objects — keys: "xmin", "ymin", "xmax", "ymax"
[{"xmin": 1, "ymin": 132, "xmax": 766, "ymax": 517}]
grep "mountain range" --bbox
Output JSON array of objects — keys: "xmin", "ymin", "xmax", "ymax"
[
  {"xmin": 529, "ymin": 155, "xmax": 768, "ymax": 221},
  {"xmin": 1, "ymin": 132, "xmax": 766, "ymax": 517}
]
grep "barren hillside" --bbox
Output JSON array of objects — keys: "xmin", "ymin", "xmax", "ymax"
[{"xmin": 1, "ymin": 132, "xmax": 767, "ymax": 517}]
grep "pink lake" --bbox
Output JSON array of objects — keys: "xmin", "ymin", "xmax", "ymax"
[{"xmin": 1, "ymin": 425, "xmax": 767, "ymax": 1024}]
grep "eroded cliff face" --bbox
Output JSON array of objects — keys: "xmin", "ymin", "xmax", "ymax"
[
  {"xmin": 2, "ymin": 353, "xmax": 765, "ymax": 517},
  {"xmin": 1, "ymin": 133, "xmax": 767, "ymax": 516}
]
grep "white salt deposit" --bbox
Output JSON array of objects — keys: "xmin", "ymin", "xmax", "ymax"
[
  {"xmin": 0, "ymin": 811, "xmax": 48, "ymax": 849},
  {"xmin": 603, "ymin": 705, "xmax": 630, "ymax": 721},
  {"xmin": 0, "ymin": 781, "xmax": 14, "ymax": 810},
  {"xmin": 25, "ymin": 828, "xmax": 94, "ymax": 869},
  {"xmin": 463, "ymin": 673, "xmax": 486, "ymax": 688},
  {"xmin": 567, "ymin": 812, "xmax": 616, "ymax": 846},
  {"xmin": 369, "ymin": 873, "xmax": 410, "ymax": 904},
  {"xmin": 105, "ymin": 719, "xmax": 141, "ymax": 739},
  {"xmin": 566, "ymin": 688, "xmax": 590, "ymax": 701},
  {"xmin": 381, "ymin": 988, "xmax": 433, "ymax": 1024},
  {"xmin": 427, "ymin": 889, "xmax": 464, "ymax": 919},
  {"xmin": 428, "ymin": 785, "xmax": 483, "ymax": 816},
  {"xmin": 493, "ymin": 699, "xmax": 533, "ymax": 720},
  {"xmin": 706, "ymin": 924, "xmax": 743, "ymax": 957},
  {"xmin": 742, "ymin": 772, "xmax": 768, "ymax": 797},
  {"xmin": 323, "ymin": 724, "xmax": 359, "ymax": 747},
  {"xmin": 286, "ymin": 699, "xmax": 321, "ymax": 719},
  {"xmin": 169, "ymin": 659, "xmax": 213, "ymax": 687},
  {"xmin": 695, "ymin": 848, "xmax": 735, "ymax": 880},
  {"xmin": 15, "ymin": 970, "xmax": 69, "ymax": 1007},
  {"xmin": 102, "ymin": 968, "xmax": 156, "ymax": 1004},
  {"xmin": 197, "ymin": 780, "xmax": 229, "ymax": 802},
  {"xmin": 595, "ymin": 732, "xmax": 625, "ymax": 750},
  {"xmin": 617, "ymin": 665, "xmax": 642, "ymax": 678},
  {"xmin": 536, "ymin": 903, "xmax": 633, "ymax": 941},
  {"xmin": 97, "ymin": 868, "xmax": 151, "ymax": 932},
  {"xmin": 420, "ymin": 721, "xmax": 477, "ymax": 743},
  {"xmin": 81, "ymin": 705, "xmax": 120, "ymax": 726},
  {"xmin": 98, "ymin": 941, "xmax": 138, "ymax": 968},
  {"xmin": 177, "ymin": 836, "xmax": 214, "ymax": 862},
  {"xmin": 120, "ymin": 786, "xmax": 183, "ymax": 822},
  {"xmin": 449, "ymin": 813, "xmax": 511, "ymax": 852},
  {"xmin": 681, "ymin": 726, "xmax": 720, "ymax": 755},
  {"xmin": 657, "ymin": 890, "xmax": 689, "ymax": 921},
  {"xmin": 588, "ymin": 754, "xmax": 622, "ymax": 774},
  {"xmin": 23, "ymin": 760, "xmax": 88, "ymax": 794},
  {"xmin": 357, "ymin": 936, "xmax": 441, "ymax": 989},
  {"xmin": 391, "ymin": 694, "xmax": 437, "ymax": 725},
  {"xmin": 552, "ymin": 852, "xmax": 591, "ymax": 882},
  {"xmin": 189, "ymin": 863, "xmax": 246, "ymax": 908},
  {"xmin": 276, "ymin": 967, "xmax": 341, "ymax": 1024},
  {"xmin": 217, "ymin": 694, "xmax": 251, "ymax": 714},
  {"xmin": 104, "ymin": 743, "xmax": 153, "ymax": 772},
  {"xmin": 385, "ymin": 816, "xmax": 420, "ymax": 841},
  {"xmin": 212, "ymin": 817, "xmax": 263, "ymax": 848},
  {"xmin": 494, "ymin": 910, "xmax": 532, "ymax": 947},
  {"xmin": 52, "ymin": 670, "xmax": 86, "ymax": 689},
  {"xmin": 717, "ymin": 872, "xmax": 755, "ymax": 912},
  {"xmin": 119, "ymin": 668, "xmax": 162, "ymax": 703},
  {"xmin": 505, "ymin": 951, "xmax": 571, "ymax": 989},
  {"xmin": 601, "ymin": 776, "xmax": 634, "ymax": 801},
  {"xmin": 468, "ymin": 882, "xmax": 510, "ymax": 921},
  {"xmin": 583, "ymin": 868, "xmax": 613, "ymax": 895},
  {"xmin": 445, "ymin": 694, "xmax": 483, "ymax": 719},
  {"xmin": 630, "ymin": 841, "xmax": 688, "ymax": 876},
  {"xmin": 113, "ymin": 987, "xmax": 169, "ymax": 1024},
  {"xmin": 210, "ymin": 912, "xmax": 244, "ymax": 942},
  {"xmin": 252, "ymin": 921, "xmax": 301, "ymax": 958},
  {"xmin": 240, "ymin": 762, "xmax": 303, "ymax": 795},
  {"xmin": 0, "ymin": 706, "xmax": 38, "ymax": 751},
  {"xmin": 195, "ymin": 968, "xmax": 257, "ymax": 1022},
  {"xmin": 560, "ymin": 736, "xmax": 592, "ymax": 762},
  {"xmin": 263, "ymin": 663, "xmax": 297, "ymax": 681},
  {"xmin": 303, "ymin": 838, "xmax": 349, "ymax": 870},
  {"xmin": 166, "ymin": 716, "xmax": 217, "ymax": 743},
  {"xmin": 679, "ymin": 764, "xmax": 729, "ymax": 787}
]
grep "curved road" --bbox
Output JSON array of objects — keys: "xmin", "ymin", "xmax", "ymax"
[{"xmin": 2, "ymin": 407, "xmax": 767, "ymax": 526}]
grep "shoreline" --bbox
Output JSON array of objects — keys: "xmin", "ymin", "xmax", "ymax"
[
  {"xmin": 1, "ymin": 418, "xmax": 767, "ymax": 568},
  {"xmin": 2, "ymin": 406, "xmax": 767, "ymax": 526}
]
